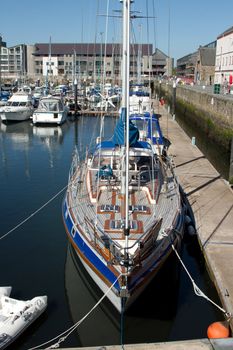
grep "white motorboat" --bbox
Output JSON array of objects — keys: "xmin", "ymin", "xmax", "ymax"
[
  {"xmin": 129, "ymin": 84, "xmax": 151, "ymax": 116},
  {"xmin": 0, "ymin": 92, "xmax": 34, "ymax": 122},
  {"xmin": 0, "ymin": 289, "xmax": 47, "ymax": 349},
  {"xmin": 32, "ymin": 96, "xmax": 68, "ymax": 125}
]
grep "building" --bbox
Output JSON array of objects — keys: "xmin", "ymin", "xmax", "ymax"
[
  {"xmin": 0, "ymin": 38, "xmax": 28, "ymax": 82},
  {"xmin": 177, "ymin": 41, "xmax": 216, "ymax": 85},
  {"xmin": 32, "ymin": 42, "xmax": 160, "ymax": 84},
  {"xmin": 0, "ymin": 39, "xmax": 173, "ymax": 85},
  {"xmin": 176, "ymin": 51, "xmax": 198, "ymax": 81},
  {"xmin": 152, "ymin": 48, "xmax": 173, "ymax": 77},
  {"xmin": 214, "ymin": 26, "xmax": 233, "ymax": 85},
  {"xmin": 195, "ymin": 42, "xmax": 216, "ymax": 85}
]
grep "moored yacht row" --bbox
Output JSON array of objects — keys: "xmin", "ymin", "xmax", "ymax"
[
  {"xmin": 0, "ymin": 89, "xmax": 69, "ymax": 125},
  {"xmin": 0, "ymin": 81, "xmax": 124, "ymax": 124}
]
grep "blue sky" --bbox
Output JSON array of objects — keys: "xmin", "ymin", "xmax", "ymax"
[{"xmin": 1, "ymin": 0, "xmax": 233, "ymax": 63}]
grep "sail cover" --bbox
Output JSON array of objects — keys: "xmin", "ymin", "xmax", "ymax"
[{"xmin": 113, "ymin": 108, "xmax": 139, "ymax": 146}]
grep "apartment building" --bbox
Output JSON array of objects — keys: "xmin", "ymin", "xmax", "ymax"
[
  {"xmin": 214, "ymin": 26, "xmax": 233, "ymax": 84},
  {"xmin": 32, "ymin": 42, "xmax": 154, "ymax": 84},
  {"xmin": 0, "ymin": 39, "xmax": 172, "ymax": 84},
  {"xmin": 0, "ymin": 37, "xmax": 28, "ymax": 81}
]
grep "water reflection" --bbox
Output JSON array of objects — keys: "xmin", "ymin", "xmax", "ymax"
[
  {"xmin": 65, "ymin": 233, "xmax": 223, "ymax": 347},
  {"xmin": 0, "ymin": 119, "xmax": 70, "ymax": 173},
  {"xmin": 65, "ymin": 241, "xmax": 198, "ymax": 346},
  {"xmin": 0, "ymin": 120, "xmax": 32, "ymax": 149}
]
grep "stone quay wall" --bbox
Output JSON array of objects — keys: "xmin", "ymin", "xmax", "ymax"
[{"xmin": 153, "ymin": 82, "xmax": 233, "ymax": 150}]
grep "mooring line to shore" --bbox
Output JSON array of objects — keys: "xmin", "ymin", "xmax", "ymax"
[
  {"xmin": 27, "ymin": 274, "xmax": 122, "ymax": 350},
  {"xmin": 0, "ymin": 185, "xmax": 68, "ymax": 242},
  {"xmin": 170, "ymin": 230, "xmax": 232, "ymax": 320}
]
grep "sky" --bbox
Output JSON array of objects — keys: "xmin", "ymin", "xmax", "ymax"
[{"xmin": 1, "ymin": 0, "xmax": 233, "ymax": 64}]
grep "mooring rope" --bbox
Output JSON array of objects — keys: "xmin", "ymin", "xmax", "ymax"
[
  {"xmin": 28, "ymin": 274, "xmax": 122, "ymax": 350},
  {"xmin": 163, "ymin": 231, "xmax": 232, "ymax": 320},
  {"xmin": 0, "ymin": 185, "xmax": 68, "ymax": 242}
]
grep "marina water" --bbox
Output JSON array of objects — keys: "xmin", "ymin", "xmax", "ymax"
[{"xmin": 0, "ymin": 116, "xmax": 224, "ymax": 349}]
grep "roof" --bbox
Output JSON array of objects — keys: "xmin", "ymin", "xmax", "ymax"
[
  {"xmin": 33, "ymin": 43, "xmax": 153, "ymax": 56},
  {"xmin": 152, "ymin": 48, "xmax": 168, "ymax": 60},
  {"xmin": 199, "ymin": 47, "xmax": 216, "ymax": 66},
  {"xmin": 218, "ymin": 26, "xmax": 233, "ymax": 39}
]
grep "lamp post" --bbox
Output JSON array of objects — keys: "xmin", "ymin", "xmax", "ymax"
[{"xmin": 172, "ymin": 79, "xmax": 176, "ymax": 119}]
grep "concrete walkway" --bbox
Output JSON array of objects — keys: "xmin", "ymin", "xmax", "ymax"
[
  {"xmin": 158, "ymin": 105, "xmax": 233, "ymax": 329},
  {"xmin": 58, "ymin": 338, "xmax": 233, "ymax": 349}
]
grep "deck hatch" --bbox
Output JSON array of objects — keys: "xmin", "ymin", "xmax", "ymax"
[
  {"xmin": 129, "ymin": 205, "xmax": 147, "ymax": 213},
  {"xmin": 100, "ymin": 204, "xmax": 120, "ymax": 212},
  {"xmin": 110, "ymin": 220, "xmax": 138, "ymax": 230}
]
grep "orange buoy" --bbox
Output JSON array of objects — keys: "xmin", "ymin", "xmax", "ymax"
[{"xmin": 207, "ymin": 321, "xmax": 230, "ymax": 339}]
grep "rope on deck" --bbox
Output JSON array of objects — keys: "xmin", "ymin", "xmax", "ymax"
[
  {"xmin": 0, "ymin": 185, "xmax": 68, "ymax": 241},
  {"xmin": 28, "ymin": 274, "xmax": 122, "ymax": 349}
]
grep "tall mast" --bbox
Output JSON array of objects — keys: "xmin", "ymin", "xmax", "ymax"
[
  {"xmin": 49, "ymin": 36, "xmax": 52, "ymax": 80},
  {"xmin": 137, "ymin": 24, "xmax": 142, "ymax": 84},
  {"xmin": 121, "ymin": 0, "xmax": 131, "ymax": 244}
]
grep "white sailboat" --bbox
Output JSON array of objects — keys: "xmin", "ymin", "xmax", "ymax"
[{"xmin": 62, "ymin": 0, "xmax": 185, "ymax": 313}]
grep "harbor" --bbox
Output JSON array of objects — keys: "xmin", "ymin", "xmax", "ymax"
[
  {"xmin": 1, "ymin": 1, "xmax": 233, "ymax": 349},
  {"xmin": 0, "ymin": 111, "xmax": 230, "ymax": 349},
  {"xmin": 0, "ymin": 98, "xmax": 232, "ymax": 349}
]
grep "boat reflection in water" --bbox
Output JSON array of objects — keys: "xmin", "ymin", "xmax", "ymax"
[
  {"xmin": 32, "ymin": 125, "xmax": 64, "ymax": 147},
  {"xmin": 0, "ymin": 120, "xmax": 32, "ymax": 148},
  {"xmin": 65, "ymin": 242, "xmax": 180, "ymax": 347}
]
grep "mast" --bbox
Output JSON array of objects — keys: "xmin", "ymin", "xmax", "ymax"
[
  {"xmin": 121, "ymin": 0, "xmax": 131, "ymax": 248},
  {"xmin": 45, "ymin": 36, "xmax": 52, "ymax": 94},
  {"xmin": 49, "ymin": 36, "xmax": 52, "ymax": 81},
  {"xmin": 137, "ymin": 24, "xmax": 142, "ymax": 84}
]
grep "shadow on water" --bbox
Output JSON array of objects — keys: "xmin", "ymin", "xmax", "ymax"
[{"xmin": 65, "ymin": 233, "xmax": 223, "ymax": 347}]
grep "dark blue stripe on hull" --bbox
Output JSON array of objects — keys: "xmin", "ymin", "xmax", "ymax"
[
  {"xmin": 62, "ymin": 199, "xmax": 121, "ymax": 290},
  {"xmin": 62, "ymin": 197, "xmax": 184, "ymax": 298}
]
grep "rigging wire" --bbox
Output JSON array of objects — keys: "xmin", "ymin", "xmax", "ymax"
[
  {"xmin": 120, "ymin": 298, "xmax": 125, "ymax": 349},
  {"xmin": 167, "ymin": 0, "xmax": 171, "ymax": 76},
  {"xmin": 152, "ymin": 0, "xmax": 157, "ymax": 55},
  {"xmin": 93, "ymin": 0, "xmax": 100, "ymax": 84},
  {"xmin": 146, "ymin": 0, "xmax": 150, "ymax": 81},
  {"xmin": 103, "ymin": 0, "xmax": 110, "ymax": 90}
]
